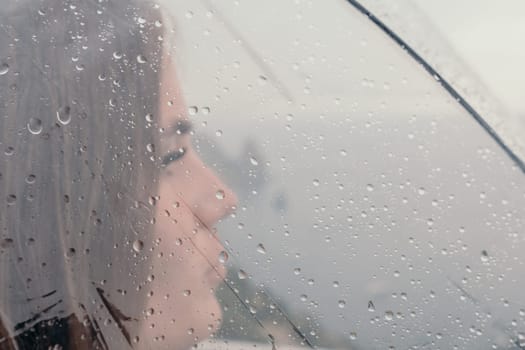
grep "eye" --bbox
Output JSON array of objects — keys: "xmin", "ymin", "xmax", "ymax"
[
  {"xmin": 173, "ymin": 120, "xmax": 193, "ymax": 135},
  {"xmin": 161, "ymin": 147, "xmax": 187, "ymax": 166}
]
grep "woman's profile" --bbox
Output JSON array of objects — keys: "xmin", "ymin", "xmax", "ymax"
[{"xmin": 0, "ymin": 0, "xmax": 237, "ymax": 349}]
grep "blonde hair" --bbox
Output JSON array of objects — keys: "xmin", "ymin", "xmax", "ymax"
[{"xmin": 1, "ymin": 0, "xmax": 167, "ymax": 347}]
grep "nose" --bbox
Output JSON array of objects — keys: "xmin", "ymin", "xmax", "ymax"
[{"xmin": 180, "ymin": 151, "xmax": 238, "ymax": 228}]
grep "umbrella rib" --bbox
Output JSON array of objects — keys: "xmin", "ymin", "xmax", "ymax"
[
  {"xmin": 343, "ymin": 0, "xmax": 525, "ymax": 174},
  {"xmin": 178, "ymin": 197, "xmax": 315, "ymax": 349},
  {"xmin": 187, "ymin": 240, "xmax": 315, "ymax": 349}
]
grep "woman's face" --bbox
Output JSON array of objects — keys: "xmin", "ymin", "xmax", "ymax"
[{"xmin": 137, "ymin": 54, "xmax": 237, "ymax": 349}]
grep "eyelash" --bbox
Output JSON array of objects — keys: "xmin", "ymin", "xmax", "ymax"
[{"xmin": 161, "ymin": 147, "xmax": 187, "ymax": 166}]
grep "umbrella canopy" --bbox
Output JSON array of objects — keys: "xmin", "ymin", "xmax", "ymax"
[{"xmin": 1, "ymin": 0, "xmax": 524, "ymax": 349}]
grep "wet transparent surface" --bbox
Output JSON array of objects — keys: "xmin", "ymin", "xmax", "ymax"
[
  {"xmin": 169, "ymin": 0, "xmax": 525, "ymax": 349},
  {"xmin": 1, "ymin": 0, "xmax": 524, "ymax": 349}
]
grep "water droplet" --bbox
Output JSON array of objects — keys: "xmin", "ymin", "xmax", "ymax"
[
  {"xmin": 256, "ymin": 243, "xmax": 267, "ymax": 254},
  {"xmin": 480, "ymin": 250, "xmax": 489, "ymax": 262},
  {"xmin": 183, "ymin": 289, "xmax": 191, "ymax": 296},
  {"xmin": 238, "ymin": 269, "xmax": 248, "ymax": 279},
  {"xmin": 349, "ymin": 332, "xmax": 357, "ymax": 340},
  {"xmin": 185, "ymin": 11, "xmax": 194, "ymax": 19},
  {"xmin": 113, "ymin": 51, "xmax": 123, "ymax": 60},
  {"xmin": 293, "ymin": 267, "xmax": 301, "ymax": 275},
  {"xmin": 384, "ymin": 311, "xmax": 394, "ymax": 321},
  {"xmin": 137, "ymin": 54, "xmax": 147, "ymax": 64},
  {"xmin": 148, "ymin": 196, "xmax": 160, "ymax": 206},
  {"xmin": 333, "ymin": 281, "xmax": 340, "ymax": 288},
  {"xmin": 249, "ymin": 157, "xmax": 259, "ymax": 166},
  {"xmin": 518, "ymin": 332, "xmax": 525, "ymax": 347},
  {"xmin": 312, "ymin": 179, "xmax": 320, "ymax": 187},
  {"xmin": 145, "ymin": 113, "xmax": 154, "ymax": 123},
  {"xmin": 6, "ymin": 194, "xmax": 17, "ymax": 205},
  {"xmin": 367, "ymin": 300, "xmax": 375, "ymax": 312},
  {"xmin": 27, "ymin": 118, "xmax": 43, "ymax": 135},
  {"xmin": 300, "ymin": 294, "xmax": 308, "ymax": 302},
  {"xmin": 56, "ymin": 106, "xmax": 71, "ymax": 125},
  {"xmin": 258, "ymin": 75, "xmax": 268, "ymax": 85},
  {"xmin": 215, "ymin": 129, "xmax": 223, "ymax": 137},
  {"xmin": 66, "ymin": 248, "xmax": 76, "ymax": 258},
  {"xmin": 215, "ymin": 190, "xmax": 225, "ymax": 200},
  {"xmin": 146, "ymin": 308, "xmax": 154, "ymax": 316},
  {"xmin": 418, "ymin": 187, "xmax": 426, "ymax": 195},
  {"xmin": 0, "ymin": 238, "xmax": 14, "ymax": 249},
  {"xmin": 25, "ymin": 174, "xmax": 36, "ymax": 184},
  {"xmin": 338, "ymin": 300, "xmax": 346, "ymax": 308},
  {"xmin": 133, "ymin": 240, "xmax": 144, "ymax": 253},
  {"xmin": 188, "ymin": 106, "xmax": 198, "ymax": 115},
  {"xmin": 0, "ymin": 63, "xmax": 9, "ymax": 76},
  {"xmin": 146, "ymin": 143, "xmax": 155, "ymax": 153},
  {"xmin": 4, "ymin": 146, "xmax": 14, "ymax": 156},
  {"xmin": 339, "ymin": 149, "xmax": 347, "ymax": 157},
  {"xmin": 201, "ymin": 107, "xmax": 210, "ymax": 115},
  {"xmin": 366, "ymin": 184, "xmax": 374, "ymax": 192},
  {"xmin": 218, "ymin": 250, "xmax": 228, "ymax": 264}
]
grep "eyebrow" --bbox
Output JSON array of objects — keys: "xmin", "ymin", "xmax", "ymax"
[{"xmin": 171, "ymin": 119, "xmax": 193, "ymax": 135}]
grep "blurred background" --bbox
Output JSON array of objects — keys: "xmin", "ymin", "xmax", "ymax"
[{"xmin": 159, "ymin": 1, "xmax": 525, "ymax": 349}]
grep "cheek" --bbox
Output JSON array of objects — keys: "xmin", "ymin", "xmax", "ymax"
[
  {"xmin": 155, "ymin": 181, "xmax": 193, "ymax": 231},
  {"xmin": 155, "ymin": 181, "xmax": 177, "ymax": 219}
]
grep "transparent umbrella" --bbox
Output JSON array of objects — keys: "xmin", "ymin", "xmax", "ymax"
[
  {"xmin": 168, "ymin": 0, "xmax": 525, "ymax": 349},
  {"xmin": 1, "ymin": 0, "xmax": 524, "ymax": 349}
]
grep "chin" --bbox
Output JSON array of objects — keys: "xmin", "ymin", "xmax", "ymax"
[
  {"xmin": 177, "ymin": 289, "xmax": 223, "ymax": 349},
  {"xmin": 197, "ymin": 292, "xmax": 223, "ymax": 339}
]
